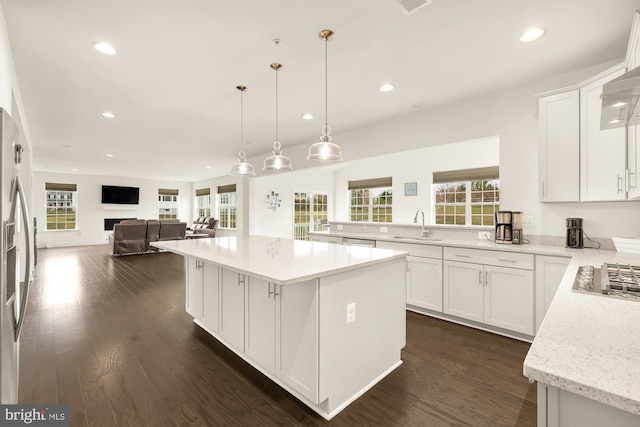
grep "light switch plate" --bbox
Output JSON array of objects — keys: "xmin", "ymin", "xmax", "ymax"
[
  {"xmin": 337, "ymin": 224, "xmax": 343, "ymax": 230},
  {"xmin": 380, "ymin": 226, "xmax": 388, "ymax": 233}
]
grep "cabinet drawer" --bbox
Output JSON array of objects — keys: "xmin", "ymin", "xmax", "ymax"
[
  {"xmin": 376, "ymin": 240, "xmax": 442, "ymax": 259},
  {"xmin": 443, "ymin": 247, "xmax": 533, "ymax": 270}
]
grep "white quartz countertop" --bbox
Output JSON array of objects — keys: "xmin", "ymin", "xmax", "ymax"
[
  {"xmin": 152, "ymin": 235, "xmax": 406, "ymax": 285},
  {"xmin": 523, "ymin": 249, "xmax": 640, "ymax": 415}
]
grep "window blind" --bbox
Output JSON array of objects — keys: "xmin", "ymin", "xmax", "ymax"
[
  {"xmin": 158, "ymin": 188, "xmax": 179, "ymax": 196},
  {"xmin": 347, "ymin": 177, "xmax": 392, "ymax": 190},
  {"xmin": 195, "ymin": 188, "xmax": 210, "ymax": 197},
  {"xmin": 217, "ymin": 184, "xmax": 236, "ymax": 194},
  {"xmin": 432, "ymin": 166, "xmax": 499, "ymax": 184},
  {"xmin": 45, "ymin": 182, "xmax": 77, "ymax": 192}
]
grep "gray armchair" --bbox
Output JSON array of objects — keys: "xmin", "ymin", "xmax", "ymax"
[{"xmin": 109, "ymin": 222, "xmax": 148, "ymax": 255}]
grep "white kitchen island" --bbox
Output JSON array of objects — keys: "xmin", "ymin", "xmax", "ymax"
[{"xmin": 152, "ymin": 236, "xmax": 407, "ymax": 420}]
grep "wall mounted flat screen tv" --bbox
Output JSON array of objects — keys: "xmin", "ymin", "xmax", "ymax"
[{"xmin": 101, "ymin": 185, "xmax": 140, "ymax": 205}]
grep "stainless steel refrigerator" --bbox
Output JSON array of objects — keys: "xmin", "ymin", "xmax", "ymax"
[{"xmin": 0, "ymin": 108, "xmax": 32, "ymax": 403}]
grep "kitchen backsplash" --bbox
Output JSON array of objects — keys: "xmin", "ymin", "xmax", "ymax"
[{"xmin": 326, "ymin": 221, "xmax": 615, "ymax": 250}]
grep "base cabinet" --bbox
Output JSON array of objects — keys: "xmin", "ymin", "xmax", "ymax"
[
  {"xmin": 537, "ymin": 383, "xmax": 640, "ymax": 427},
  {"xmin": 186, "ymin": 258, "xmax": 203, "ymax": 319},
  {"xmin": 535, "ymin": 255, "xmax": 570, "ymax": 332},
  {"xmin": 245, "ymin": 278, "xmax": 276, "ymax": 372},
  {"xmin": 443, "ymin": 261, "xmax": 483, "ymax": 322},
  {"xmin": 375, "ymin": 240, "xmax": 443, "ymax": 312},
  {"xmin": 443, "ymin": 248, "xmax": 535, "ymax": 336},
  {"xmin": 219, "ymin": 268, "xmax": 245, "ymax": 352}
]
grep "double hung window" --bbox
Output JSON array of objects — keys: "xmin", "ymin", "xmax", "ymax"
[
  {"xmin": 217, "ymin": 184, "xmax": 237, "ymax": 229},
  {"xmin": 158, "ymin": 188, "xmax": 179, "ymax": 219},
  {"xmin": 45, "ymin": 182, "xmax": 77, "ymax": 230},
  {"xmin": 348, "ymin": 177, "xmax": 392, "ymax": 223}
]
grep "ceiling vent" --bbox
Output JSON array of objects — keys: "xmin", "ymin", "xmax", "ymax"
[{"xmin": 391, "ymin": 0, "xmax": 433, "ymax": 15}]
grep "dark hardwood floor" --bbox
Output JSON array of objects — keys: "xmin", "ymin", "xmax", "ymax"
[{"xmin": 19, "ymin": 244, "xmax": 536, "ymax": 426}]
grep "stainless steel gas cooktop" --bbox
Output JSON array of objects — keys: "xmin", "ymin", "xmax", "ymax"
[{"xmin": 572, "ymin": 263, "xmax": 640, "ymax": 301}]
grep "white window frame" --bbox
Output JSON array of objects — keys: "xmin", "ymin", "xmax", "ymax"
[
  {"xmin": 45, "ymin": 188, "xmax": 78, "ymax": 230},
  {"xmin": 217, "ymin": 192, "xmax": 237, "ymax": 229},
  {"xmin": 196, "ymin": 194, "xmax": 211, "ymax": 218},
  {"xmin": 293, "ymin": 191, "xmax": 330, "ymax": 240},
  {"xmin": 158, "ymin": 194, "xmax": 179, "ymax": 219},
  {"xmin": 348, "ymin": 187, "xmax": 393, "ymax": 223},
  {"xmin": 433, "ymin": 179, "xmax": 500, "ymax": 226}
]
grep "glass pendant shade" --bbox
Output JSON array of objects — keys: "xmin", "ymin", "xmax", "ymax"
[
  {"xmin": 263, "ymin": 63, "xmax": 292, "ymax": 171},
  {"xmin": 263, "ymin": 140, "xmax": 292, "ymax": 170},
  {"xmin": 230, "ymin": 148, "xmax": 256, "ymax": 176},
  {"xmin": 307, "ymin": 29, "xmax": 343, "ymax": 162},
  {"xmin": 307, "ymin": 124, "xmax": 343, "ymax": 161},
  {"xmin": 230, "ymin": 85, "xmax": 256, "ymax": 176}
]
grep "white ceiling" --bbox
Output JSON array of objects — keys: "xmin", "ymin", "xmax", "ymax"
[{"xmin": 2, "ymin": 0, "xmax": 640, "ymax": 182}]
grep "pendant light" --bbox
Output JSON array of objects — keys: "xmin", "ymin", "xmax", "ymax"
[
  {"xmin": 263, "ymin": 63, "xmax": 293, "ymax": 171},
  {"xmin": 230, "ymin": 85, "xmax": 256, "ymax": 176},
  {"xmin": 307, "ymin": 29, "xmax": 343, "ymax": 162}
]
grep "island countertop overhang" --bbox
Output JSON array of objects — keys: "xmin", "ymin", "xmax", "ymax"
[{"xmin": 152, "ymin": 235, "xmax": 407, "ymax": 285}]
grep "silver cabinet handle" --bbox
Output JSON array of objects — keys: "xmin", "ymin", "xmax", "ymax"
[
  {"xmin": 626, "ymin": 169, "xmax": 630, "ymax": 192},
  {"xmin": 273, "ymin": 284, "xmax": 280, "ymax": 298},
  {"xmin": 617, "ymin": 175, "xmax": 623, "ymax": 193},
  {"xmin": 268, "ymin": 282, "xmax": 274, "ymax": 298},
  {"xmin": 456, "ymin": 254, "xmax": 471, "ymax": 258},
  {"xmin": 237, "ymin": 273, "xmax": 244, "ymax": 286},
  {"xmin": 485, "ymin": 271, "xmax": 489, "ymax": 286},
  {"xmin": 497, "ymin": 258, "xmax": 517, "ymax": 263},
  {"xmin": 478, "ymin": 270, "xmax": 482, "ymax": 284},
  {"xmin": 541, "ymin": 181, "xmax": 545, "ymax": 198}
]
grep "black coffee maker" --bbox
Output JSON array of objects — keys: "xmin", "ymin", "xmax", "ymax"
[{"xmin": 566, "ymin": 218, "xmax": 584, "ymax": 248}]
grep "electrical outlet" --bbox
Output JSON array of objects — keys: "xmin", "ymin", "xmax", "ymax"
[
  {"xmin": 380, "ymin": 226, "xmax": 388, "ymax": 233},
  {"xmin": 478, "ymin": 231, "xmax": 491, "ymax": 240},
  {"xmin": 337, "ymin": 224, "xmax": 343, "ymax": 231},
  {"xmin": 346, "ymin": 302, "xmax": 356, "ymax": 323},
  {"xmin": 523, "ymin": 215, "xmax": 534, "ymax": 226}
]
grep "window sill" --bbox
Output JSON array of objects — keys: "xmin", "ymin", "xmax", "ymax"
[{"xmin": 43, "ymin": 229, "xmax": 80, "ymax": 232}]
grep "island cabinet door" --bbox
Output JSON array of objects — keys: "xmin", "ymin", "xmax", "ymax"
[
  {"xmin": 219, "ymin": 268, "xmax": 245, "ymax": 352},
  {"xmin": 443, "ymin": 260, "xmax": 483, "ymax": 323},
  {"xmin": 201, "ymin": 264, "xmax": 220, "ymax": 333},
  {"xmin": 483, "ymin": 266, "xmax": 534, "ymax": 335},
  {"xmin": 275, "ymin": 280, "xmax": 319, "ymax": 404},
  {"xmin": 185, "ymin": 258, "xmax": 203, "ymax": 319},
  {"xmin": 245, "ymin": 278, "xmax": 276, "ymax": 373}
]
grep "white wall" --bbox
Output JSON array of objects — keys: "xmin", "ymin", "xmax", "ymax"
[
  {"xmin": 250, "ymin": 167, "xmax": 336, "ymax": 238},
  {"xmin": 33, "ymin": 171, "xmax": 192, "ymax": 247},
  {"xmin": 333, "ymin": 137, "xmax": 499, "ymax": 224}
]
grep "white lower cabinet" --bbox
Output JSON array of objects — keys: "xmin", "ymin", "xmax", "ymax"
[
  {"xmin": 535, "ymin": 255, "xmax": 570, "ymax": 332},
  {"xmin": 443, "ymin": 261, "xmax": 484, "ymax": 323},
  {"xmin": 483, "ymin": 265, "xmax": 534, "ymax": 335},
  {"xmin": 245, "ymin": 278, "xmax": 319, "ymax": 403},
  {"xmin": 185, "ymin": 258, "xmax": 203, "ymax": 319},
  {"xmin": 375, "ymin": 240, "xmax": 443, "ymax": 312},
  {"xmin": 309, "ymin": 234, "xmax": 343, "ymax": 244},
  {"xmin": 219, "ymin": 268, "xmax": 245, "ymax": 352},
  {"xmin": 186, "ymin": 258, "xmax": 220, "ymax": 333},
  {"xmin": 443, "ymin": 248, "xmax": 535, "ymax": 336}
]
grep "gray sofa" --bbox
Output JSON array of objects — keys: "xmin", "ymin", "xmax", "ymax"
[
  {"xmin": 108, "ymin": 219, "xmax": 186, "ymax": 255},
  {"xmin": 188, "ymin": 217, "xmax": 218, "ymax": 237}
]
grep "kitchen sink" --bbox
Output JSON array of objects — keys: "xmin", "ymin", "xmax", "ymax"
[{"xmin": 391, "ymin": 236, "xmax": 444, "ymax": 242}]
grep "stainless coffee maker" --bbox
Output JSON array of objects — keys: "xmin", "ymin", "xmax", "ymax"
[
  {"xmin": 495, "ymin": 211, "xmax": 513, "ymax": 244},
  {"xmin": 566, "ymin": 218, "xmax": 584, "ymax": 248}
]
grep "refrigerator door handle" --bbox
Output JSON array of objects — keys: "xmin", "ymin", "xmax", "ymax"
[{"xmin": 9, "ymin": 176, "xmax": 31, "ymax": 341}]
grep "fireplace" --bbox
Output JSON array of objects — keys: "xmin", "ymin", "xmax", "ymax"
[{"xmin": 104, "ymin": 218, "xmax": 137, "ymax": 231}]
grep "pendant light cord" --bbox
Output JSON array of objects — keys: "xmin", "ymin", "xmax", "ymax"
[
  {"xmin": 240, "ymin": 89, "xmax": 244, "ymax": 149},
  {"xmin": 324, "ymin": 36, "xmax": 328, "ymax": 127},
  {"xmin": 275, "ymin": 66, "xmax": 279, "ymax": 141}
]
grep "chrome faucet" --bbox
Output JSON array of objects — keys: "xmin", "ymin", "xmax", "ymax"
[{"xmin": 414, "ymin": 210, "xmax": 429, "ymax": 237}]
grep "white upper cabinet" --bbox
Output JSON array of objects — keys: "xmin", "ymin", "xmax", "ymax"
[
  {"xmin": 580, "ymin": 64, "xmax": 627, "ymax": 201},
  {"xmin": 538, "ymin": 90, "xmax": 580, "ymax": 202},
  {"xmin": 626, "ymin": 11, "xmax": 640, "ymax": 70},
  {"xmin": 628, "ymin": 124, "xmax": 640, "ymax": 199}
]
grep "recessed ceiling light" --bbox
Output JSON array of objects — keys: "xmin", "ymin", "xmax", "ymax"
[
  {"xmin": 206, "ymin": 166, "xmax": 212, "ymax": 169},
  {"xmin": 379, "ymin": 83, "xmax": 395, "ymax": 93},
  {"xmin": 101, "ymin": 111, "xmax": 116, "ymax": 118},
  {"xmin": 94, "ymin": 42, "xmax": 117, "ymax": 55},
  {"xmin": 520, "ymin": 28, "xmax": 545, "ymax": 43},
  {"xmin": 612, "ymin": 102, "xmax": 626, "ymax": 108},
  {"xmin": 302, "ymin": 113, "xmax": 314, "ymax": 120},
  {"xmin": 106, "ymin": 154, "xmax": 114, "ymax": 158},
  {"xmin": 609, "ymin": 119, "xmax": 621, "ymax": 124},
  {"xmin": 71, "ymin": 168, "xmax": 78, "ymax": 172}
]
